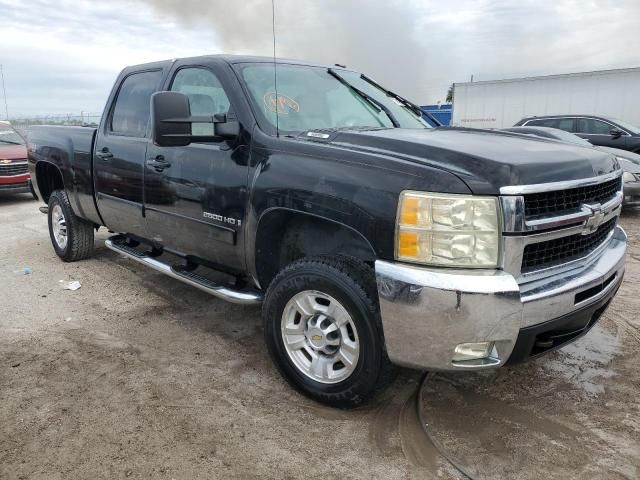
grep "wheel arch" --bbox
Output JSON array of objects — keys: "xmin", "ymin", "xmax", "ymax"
[
  {"xmin": 35, "ymin": 161, "xmax": 65, "ymax": 204},
  {"xmin": 253, "ymin": 208, "xmax": 377, "ymax": 290}
]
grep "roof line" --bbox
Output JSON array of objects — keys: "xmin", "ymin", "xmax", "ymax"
[{"xmin": 454, "ymin": 66, "xmax": 640, "ymax": 87}]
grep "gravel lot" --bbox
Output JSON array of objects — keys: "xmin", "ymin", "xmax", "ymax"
[{"xmin": 1, "ymin": 194, "xmax": 639, "ymax": 479}]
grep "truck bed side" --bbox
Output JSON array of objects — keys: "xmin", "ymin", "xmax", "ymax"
[{"xmin": 28, "ymin": 125, "xmax": 102, "ymax": 225}]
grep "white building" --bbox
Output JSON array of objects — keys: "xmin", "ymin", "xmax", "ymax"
[{"xmin": 452, "ymin": 67, "xmax": 640, "ymax": 129}]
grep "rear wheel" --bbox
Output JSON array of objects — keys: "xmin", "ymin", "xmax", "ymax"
[
  {"xmin": 48, "ymin": 190, "xmax": 94, "ymax": 261},
  {"xmin": 263, "ymin": 256, "xmax": 393, "ymax": 408}
]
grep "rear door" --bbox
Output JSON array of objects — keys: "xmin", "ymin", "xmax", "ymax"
[
  {"xmin": 143, "ymin": 62, "xmax": 250, "ymax": 272},
  {"xmin": 94, "ymin": 69, "xmax": 164, "ymax": 236},
  {"xmin": 575, "ymin": 117, "xmax": 629, "ymax": 148}
]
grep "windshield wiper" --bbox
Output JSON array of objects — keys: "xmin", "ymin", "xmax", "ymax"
[
  {"xmin": 327, "ymin": 68, "xmax": 400, "ymax": 128},
  {"xmin": 360, "ymin": 74, "xmax": 441, "ymax": 126},
  {"xmin": 360, "ymin": 74, "xmax": 422, "ymax": 116},
  {"xmin": 0, "ymin": 139, "xmax": 21, "ymax": 145}
]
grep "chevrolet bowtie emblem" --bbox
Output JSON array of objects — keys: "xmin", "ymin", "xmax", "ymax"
[
  {"xmin": 0, "ymin": 159, "xmax": 11, "ymax": 164},
  {"xmin": 582, "ymin": 204, "xmax": 605, "ymax": 235}
]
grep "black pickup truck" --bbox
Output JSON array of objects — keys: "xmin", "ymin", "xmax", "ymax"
[{"xmin": 29, "ymin": 55, "xmax": 627, "ymax": 408}]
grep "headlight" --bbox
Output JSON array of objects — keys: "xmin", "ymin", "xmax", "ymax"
[
  {"xmin": 622, "ymin": 171, "xmax": 637, "ymax": 183},
  {"xmin": 396, "ymin": 191, "xmax": 500, "ymax": 267}
]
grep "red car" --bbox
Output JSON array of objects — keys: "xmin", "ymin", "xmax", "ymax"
[{"xmin": 0, "ymin": 121, "xmax": 35, "ymax": 197}]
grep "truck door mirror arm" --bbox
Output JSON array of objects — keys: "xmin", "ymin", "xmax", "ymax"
[{"xmin": 151, "ymin": 91, "xmax": 240, "ymax": 147}]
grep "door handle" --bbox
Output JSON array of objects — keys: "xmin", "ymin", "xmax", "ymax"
[
  {"xmin": 146, "ymin": 155, "xmax": 171, "ymax": 171},
  {"xmin": 96, "ymin": 147, "xmax": 113, "ymax": 160}
]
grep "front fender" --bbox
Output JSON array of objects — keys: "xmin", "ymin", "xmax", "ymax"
[{"xmin": 244, "ymin": 131, "xmax": 472, "ymax": 287}]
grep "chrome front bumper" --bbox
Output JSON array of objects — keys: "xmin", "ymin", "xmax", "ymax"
[{"xmin": 375, "ymin": 226, "xmax": 627, "ymax": 371}]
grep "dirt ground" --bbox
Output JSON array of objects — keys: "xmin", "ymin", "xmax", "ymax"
[{"xmin": 1, "ymin": 194, "xmax": 639, "ymax": 479}]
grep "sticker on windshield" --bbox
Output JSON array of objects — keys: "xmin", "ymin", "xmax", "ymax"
[{"xmin": 264, "ymin": 92, "xmax": 300, "ymax": 115}]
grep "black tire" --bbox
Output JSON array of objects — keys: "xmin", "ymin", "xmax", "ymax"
[
  {"xmin": 48, "ymin": 190, "xmax": 95, "ymax": 262},
  {"xmin": 263, "ymin": 256, "xmax": 394, "ymax": 408}
]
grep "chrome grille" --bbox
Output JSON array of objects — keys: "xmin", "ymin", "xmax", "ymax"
[
  {"xmin": 521, "ymin": 217, "xmax": 617, "ymax": 273},
  {"xmin": 523, "ymin": 176, "xmax": 621, "ymax": 218},
  {"xmin": 0, "ymin": 161, "xmax": 28, "ymax": 176},
  {"xmin": 500, "ymin": 172, "xmax": 623, "ymax": 279}
]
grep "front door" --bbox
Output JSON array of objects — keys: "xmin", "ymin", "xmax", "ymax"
[
  {"xmin": 94, "ymin": 69, "xmax": 163, "ymax": 236},
  {"xmin": 143, "ymin": 65, "xmax": 249, "ymax": 272}
]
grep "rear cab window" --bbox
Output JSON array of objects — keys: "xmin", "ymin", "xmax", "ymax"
[{"xmin": 110, "ymin": 70, "xmax": 163, "ymax": 137}]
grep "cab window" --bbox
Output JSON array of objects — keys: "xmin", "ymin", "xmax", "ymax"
[
  {"xmin": 170, "ymin": 67, "xmax": 231, "ymax": 136},
  {"xmin": 110, "ymin": 70, "xmax": 163, "ymax": 137}
]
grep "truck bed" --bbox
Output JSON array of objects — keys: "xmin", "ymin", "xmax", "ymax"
[{"xmin": 28, "ymin": 125, "xmax": 101, "ymax": 225}]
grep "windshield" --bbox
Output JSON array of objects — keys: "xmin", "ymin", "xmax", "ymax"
[
  {"xmin": 238, "ymin": 63, "xmax": 430, "ymax": 134},
  {"xmin": 608, "ymin": 118, "xmax": 640, "ymax": 135},
  {"xmin": 0, "ymin": 124, "xmax": 25, "ymax": 145}
]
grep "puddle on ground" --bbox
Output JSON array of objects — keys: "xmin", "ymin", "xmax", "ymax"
[
  {"xmin": 541, "ymin": 320, "xmax": 621, "ymax": 397},
  {"xmin": 363, "ymin": 376, "xmax": 468, "ymax": 479},
  {"xmin": 418, "ymin": 319, "xmax": 640, "ymax": 480}
]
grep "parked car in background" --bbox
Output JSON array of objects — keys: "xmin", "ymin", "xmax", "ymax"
[
  {"xmin": 514, "ymin": 115, "xmax": 640, "ymax": 153},
  {"xmin": 502, "ymin": 126, "xmax": 640, "ymax": 207},
  {"xmin": 0, "ymin": 121, "xmax": 36, "ymax": 197}
]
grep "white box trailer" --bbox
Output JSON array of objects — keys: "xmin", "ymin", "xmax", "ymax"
[{"xmin": 451, "ymin": 67, "xmax": 640, "ymax": 129}]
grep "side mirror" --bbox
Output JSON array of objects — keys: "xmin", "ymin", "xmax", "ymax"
[
  {"xmin": 610, "ymin": 128, "xmax": 623, "ymax": 139},
  {"xmin": 151, "ymin": 91, "xmax": 191, "ymax": 147},
  {"xmin": 151, "ymin": 91, "xmax": 240, "ymax": 147}
]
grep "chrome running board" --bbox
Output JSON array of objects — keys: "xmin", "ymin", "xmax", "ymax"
[{"xmin": 105, "ymin": 236, "xmax": 262, "ymax": 306}]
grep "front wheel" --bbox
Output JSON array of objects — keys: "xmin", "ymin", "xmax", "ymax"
[
  {"xmin": 48, "ymin": 190, "xmax": 95, "ymax": 262},
  {"xmin": 263, "ymin": 256, "xmax": 393, "ymax": 408}
]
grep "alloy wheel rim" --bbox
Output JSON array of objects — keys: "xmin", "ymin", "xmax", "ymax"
[
  {"xmin": 281, "ymin": 290, "xmax": 360, "ymax": 384},
  {"xmin": 51, "ymin": 204, "xmax": 68, "ymax": 250}
]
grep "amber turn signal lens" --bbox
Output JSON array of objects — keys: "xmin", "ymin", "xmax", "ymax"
[
  {"xmin": 400, "ymin": 196, "xmax": 418, "ymax": 225},
  {"xmin": 398, "ymin": 231, "xmax": 418, "ymax": 257}
]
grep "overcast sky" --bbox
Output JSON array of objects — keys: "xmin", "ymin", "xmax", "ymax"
[{"xmin": 1, "ymin": 0, "xmax": 639, "ymax": 118}]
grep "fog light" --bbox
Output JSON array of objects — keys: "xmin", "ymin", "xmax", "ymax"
[{"xmin": 452, "ymin": 342, "xmax": 494, "ymax": 362}]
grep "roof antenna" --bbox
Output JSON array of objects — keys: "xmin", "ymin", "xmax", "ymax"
[
  {"xmin": 0, "ymin": 64, "xmax": 9, "ymax": 121},
  {"xmin": 271, "ymin": 0, "xmax": 279, "ymax": 137}
]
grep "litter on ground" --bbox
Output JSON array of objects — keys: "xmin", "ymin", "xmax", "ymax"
[{"xmin": 61, "ymin": 280, "xmax": 81, "ymax": 291}]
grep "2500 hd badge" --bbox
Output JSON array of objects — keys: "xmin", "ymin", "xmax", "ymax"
[{"xmin": 203, "ymin": 211, "xmax": 242, "ymax": 227}]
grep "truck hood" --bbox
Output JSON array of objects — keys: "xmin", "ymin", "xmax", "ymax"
[
  {"xmin": 329, "ymin": 127, "xmax": 619, "ymax": 194},
  {"xmin": 0, "ymin": 143, "xmax": 28, "ymax": 160}
]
